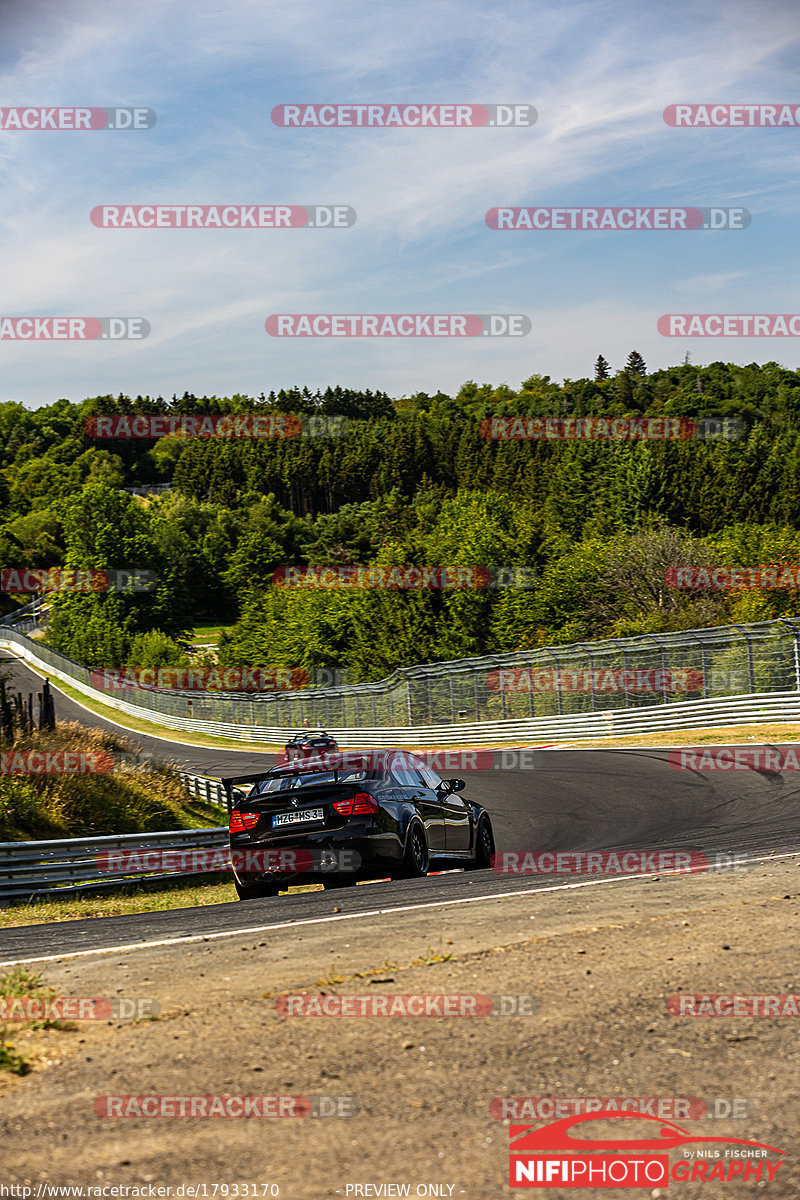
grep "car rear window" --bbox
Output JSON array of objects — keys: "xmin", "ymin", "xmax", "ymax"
[{"xmin": 256, "ymin": 768, "xmax": 367, "ymax": 792}]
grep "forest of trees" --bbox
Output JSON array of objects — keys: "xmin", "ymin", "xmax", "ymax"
[{"xmin": 3, "ymin": 360, "xmax": 800, "ymax": 683}]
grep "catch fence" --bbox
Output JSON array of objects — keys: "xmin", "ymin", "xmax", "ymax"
[{"xmin": 2, "ymin": 620, "xmax": 800, "ymax": 731}]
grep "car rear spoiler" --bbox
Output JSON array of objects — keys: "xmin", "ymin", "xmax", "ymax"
[
  {"xmin": 219, "ymin": 772, "xmax": 273, "ymax": 815},
  {"xmin": 220, "ymin": 758, "xmax": 373, "ymax": 814}
]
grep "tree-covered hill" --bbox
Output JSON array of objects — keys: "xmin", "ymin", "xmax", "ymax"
[{"xmin": 2, "ymin": 360, "xmax": 800, "ymax": 682}]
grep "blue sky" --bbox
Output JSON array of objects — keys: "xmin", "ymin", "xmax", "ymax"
[{"xmin": 1, "ymin": 0, "xmax": 799, "ymax": 408}]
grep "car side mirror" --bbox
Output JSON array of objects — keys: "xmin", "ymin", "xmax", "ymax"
[{"xmin": 447, "ymin": 778, "xmax": 466, "ymax": 792}]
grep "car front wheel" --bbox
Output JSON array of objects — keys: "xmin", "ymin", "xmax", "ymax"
[{"xmin": 468, "ymin": 816, "xmax": 495, "ymax": 870}]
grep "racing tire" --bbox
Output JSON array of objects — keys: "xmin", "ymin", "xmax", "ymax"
[
  {"xmin": 234, "ymin": 878, "xmax": 281, "ymax": 900},
  {"xmin": 467, "ymin": 816, "xmax": 495, "ymax": 870},
  {"xmin": 399, "ymin": 821, "xmax": 429, "ymax": 878}
]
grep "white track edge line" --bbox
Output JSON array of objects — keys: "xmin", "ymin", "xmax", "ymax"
[{"xmin": 2, "ymin": 849, "xmax": 798, "ymax": 967}]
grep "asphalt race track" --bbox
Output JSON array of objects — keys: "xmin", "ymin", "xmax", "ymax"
[{"xmin": 3, "ymin": 650, "xmax": 800, "ymax": 964}]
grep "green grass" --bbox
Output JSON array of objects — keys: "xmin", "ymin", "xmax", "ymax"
[
  {"xmin": 0, "ymin": 967, "xmax": 69, "ymax": 1073},
  {"xmin": 0, "ymin": 721, "xmax": 225, "ymax": 840},
  {"xmin": 189, "ymin": 623, "xmax": 233, "ymax": 643},
  {"xmin": 0, "ymin": 875, "xmax": 327, "ymax": 927}
]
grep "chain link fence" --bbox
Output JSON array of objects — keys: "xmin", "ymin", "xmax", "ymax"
[{"xmin": 3, "ymin": 619, "xmax": 800, "ymax": 730}]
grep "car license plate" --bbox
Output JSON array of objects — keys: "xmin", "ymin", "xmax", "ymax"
[{"xmin": 272, "ymin": 807, "xmax": 324, "ymax": 827}]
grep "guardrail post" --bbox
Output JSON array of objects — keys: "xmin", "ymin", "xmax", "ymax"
[
  {"xmin": 547, "ymin": 649, "xmax": 563, "ymax": 716},
  {"xmin": 731, "ymin": 624, "xmax": 756, "ymax": 693},
  {"xmin": 648, "ymin": 634, "xmax": 670, "ymax": 705},
  {"xmin": 778, "ymin": 618, "xmax": 800, "ymax": 691},
  {"xmin": 585, "ymin": 647, "xmax": 596, "ymax": 712}
]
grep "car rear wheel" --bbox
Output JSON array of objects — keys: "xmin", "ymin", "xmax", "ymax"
[
  {"xmin": 234, "ymin": 878, "xmax": 280, "ymax": 900},
  {"xmin": 468, "ymin": 816, "xmax": 495, "ymax": 869},
  {"xmin": 400, "ymin": 821, "xmax": 429, "ymax": 878}
]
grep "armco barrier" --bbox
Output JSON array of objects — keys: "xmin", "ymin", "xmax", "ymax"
[
  {"xmin": 0, "ymin": 821, "xmax": 229, "ymax": 904},
  {"xmin": 179, "ymin": 771, "xmax": 226, "ymax": 806},
  {"xmin": 2, "ymin": 622, "xmax": 800, "ymax": 746}
]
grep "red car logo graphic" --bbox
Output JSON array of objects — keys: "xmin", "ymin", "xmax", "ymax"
[{"xmin": 510, "ymin": 1110, "xmax": 784, "ymax": 1155}]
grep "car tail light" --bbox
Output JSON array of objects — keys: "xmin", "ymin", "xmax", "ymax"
[
  {"xmin": 229, "ymin": 810, "xmax": 260, "ymax": 833},
  {"xmin": 332, "ymin": 792, "xmax": 378, "ymax": 817}
]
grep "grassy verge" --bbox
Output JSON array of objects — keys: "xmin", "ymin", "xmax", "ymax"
[
  {"xmin": 190, "ymin": 624, "xmax": 232, "ymax": 644},
  {"xmin": 0, "ymin": 721, "xmax": 224, "ymax": 840},
  {"xmin": 557, "ymin": 721, "xmax": 800, "ymax": 749},
  {"xmin": 0, "ymin": 966, "xmax": 70, "ymax": 1074},
  {"xmin": 0, "ymin": 875, "xmax": 327, "ymax": 928}
]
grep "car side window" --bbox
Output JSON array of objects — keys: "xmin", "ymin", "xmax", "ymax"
[
  {"xmin": 392, "ymin": 763, "xmax": 420, "ymax": 788},
  {"xmin": 417, "ymin": 763, "xmax": 443, "ymax": 791}
]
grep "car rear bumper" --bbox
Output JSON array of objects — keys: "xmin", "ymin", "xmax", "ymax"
[{"xmin": 230, "ymin": 825, "xmax": 403, "ymax": 886}]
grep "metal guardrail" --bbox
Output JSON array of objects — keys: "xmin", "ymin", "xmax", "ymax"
[
  {"xmin": 179, "ymin": 772, "xmax": 226, "ymax": 806},
  {"xmin": 0, "ymin": 771, "xmax": 229, "ymax": 904},
  {"xmin": 0, "ymin": 824, "xmax": 229, "ymax": 904},
  {"xmin": 0, "ymin": 598, "xmax": 46, "ymax": 633}
]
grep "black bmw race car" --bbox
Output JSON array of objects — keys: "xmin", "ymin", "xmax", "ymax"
[{"xmin": 222, "ymin": 748, "xmax": 495, "ymax": 900}]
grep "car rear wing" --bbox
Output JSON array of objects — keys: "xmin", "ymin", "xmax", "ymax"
[
  {"xmin": 220, "ymin": 760, "xmax": 376, "ymax": 814},
  {"xmin": 219, "ymin": 772, "xmax": 273, "ymax": 816}
]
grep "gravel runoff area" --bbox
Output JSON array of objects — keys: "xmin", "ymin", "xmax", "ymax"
[{"xmin": 0, "ymin": 855, "xmax": 797, "ymax": 1197}]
